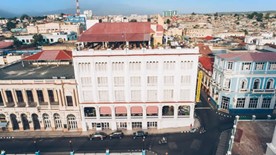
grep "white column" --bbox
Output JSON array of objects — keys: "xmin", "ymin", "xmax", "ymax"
[
  {"xmin": 174, "ymin": 104, "xmax": 178, "ymax": 119},
  {"xmin": 96, "ymin": 106, "xmax": 100, "ymax": 120},
  {"xmin": 258, "ymin": 95, "xmax": 263, "ymax": 108},
  {"xmin": 244, "ymin": 95, "xmax": 250, "ymax": 108},
  {"xmin": 190, "ymin": 103, "xmax": 195, "ymax": 119},
  {"xmin": 127, "ymin": 105, "xmax": 131, "ymax": 120},
  {"xmin": 80, "ymin": 105, "xmax": 87, "ymax": 131},
  {"xmin": 158, "ymin": 105, "xmax": 162, "ymax": 119},
  {"xmin": 142, "ymin": 105, "xmax": 147, "ymax": 119},
  {"xmin": 270, "ymin": 96, "xmax": 276, "ymax": 109}
]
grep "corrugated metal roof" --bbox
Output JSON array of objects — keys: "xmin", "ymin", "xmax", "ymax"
[
  {"xmin": 24, "ymin": 50, "xmax": 72, "ymax": 61},
  {"xmin": 217, "ymin": 52, "xmax": 276, "ymax": 62},
  {"xmin": 78, "ymin": 22, "xmax": 152, "ymax": 42},
  {"xmin": 199, "ymin": 56, "xmax": 214, "ymax": 72},
  {"xmin": 0, "ymin": 41, "xmax": 13, "ymax": 49}
]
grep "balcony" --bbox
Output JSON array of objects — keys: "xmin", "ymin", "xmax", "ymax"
[
  {"xmin": 39, "ymin": 102, "xmax": 49, "ymax": 109},
  {"xmin": 17, "ymin": 102, "xmax": 26, "ymax": 107},
  {"xmin": 28, "ymin": 102, "xmax": 37, "ymax": 107},
  {"xmin": 239, "ymin": 89, "xmax": 248, "ymax": 93},
  {"xmin": 252, "ymin": 89, "xmax": 275, "ymax": 94},
  {"xmin": 222, "ymin": 87, "xmax": 230, "ymax": 91},
  {"xmin": 50, "ymin": 102, "xmax": 59, "ymax": 110},
  {"xmin": 6, "ymin": 102, "xmax": 15, "ymax": 107}
]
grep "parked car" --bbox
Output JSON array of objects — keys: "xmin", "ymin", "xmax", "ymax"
[
  {"xmin": 109, "ymin": 130, "xmax": 124, "ymax": 139},
  {"xmin": 190, "ymin": 128, "xmax": 197, "ymax": 133},
  {"xmin": 89, "ymin": 132, "xmax": 107, "ymax": 140},
  {"xmin": 133, "ymin": 130, "xmax": 148, "ymax": 139}
]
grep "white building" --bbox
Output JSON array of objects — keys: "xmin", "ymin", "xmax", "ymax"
[{"xmin": 73, "ymin": 48, "xmax": 199, "ymax": 131}]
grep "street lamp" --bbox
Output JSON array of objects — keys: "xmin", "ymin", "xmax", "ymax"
[
  {"xmin": 69, "ymin": 140, "xmax": 74, "ymax": 155},
  {"xmin": 142, "ymin": 138, "xmax": 145, "ymax": 155},
  {"xmin": 34, "ymin": 140, "xmax": 40, "ymax": 155}
]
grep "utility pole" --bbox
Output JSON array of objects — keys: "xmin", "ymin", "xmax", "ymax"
[{"xmin": 76, "ymin": 0, "xmax": 80, "ymax": 16}]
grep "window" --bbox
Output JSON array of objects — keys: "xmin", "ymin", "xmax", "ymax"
[
  {"xmin": 227, "ymin": 62, "xmax": 233, "ymax": 70},
  {"xmin": 97, "ymin": 77, "xmax": 108, "ymax": 87},
  {"xmin": 114, "ymin": 90, "xmax": 125, "ymax": 101},
  {"xmin": 164, "ymin": 76, "xmax": 174, "ymax": 85},
  {"xmin": 240, "ymin": 79, "xmax": 247, "ymax": 90},
  {"xmin": 164, "ymin": 89, "xmax": 174, "ymax": 101},
  {"xmin": 253, "ymin": 79, "xmax": 260, "ymax": 89},
  {"xmin": 78, "ymin": 62, "xmax": 91, "ymax": 73},
  {"xmin": 224, "ymin": 79, "xmax": 231, "ymax": 89},
  {"xmin": 66, "ymin": 96, "xmax": 73, "ymax": 106},
  {"xmin": 147, "ymin": 90, "xmax": 157, "ymax": 101},
  {"xmin": 26, "ymin": 90, "xmax": 34, "ymax": 103},
  {"xmin": 114, "ymin": 77, "xmax": 124, "ymax": 87},
  {"xmin": 262, "ymin": 98, "xmax": 271, "ymax": 108},
  {"xmin": 181, "ymin": 75, "xmax": 191, "ymax": 85},
  {"xmin": 180, "ymin": 89, "xmax": 190, "ymax": 100},
  {"xmin": 81, "ymin": 77, "xmax": 92, "ymax": 86},
  {"xmin": 242, "ymin": 62, "xmax": 251, "ymax": 70},
  {"xmin": 147, "ymin": 122, "xmax": 157, "ymax": 128},
  {"xmin": 5, "ymin": 90, "xmax": 14, "ymax": 103},
  {"xmin": 48, "ymin": 90, "xmax": 55, "ymax": 103},
  {"xmin": 147, "ymin": 76, "xmax": 157, "ymax": 86},
  {"xmin": 37, "ymin": 90, "xmax": 44, "ymax": 102},
  {"xmin": 255, "ymin": 62, "xmax": 265, "ymax": 70},
  {"xmin": 131, "ymin": 90, "xmax": 141, "ymax": 101},
  {"xmin": 0, "ymin": 92, "xmax": 3, "ymax": 106},
  {"xmin": 132, "ymin": 122, "xmax": 142, "ymax": 129},
  {"xmin": 146, "ymin": 61, "xmax": 158, "ymax": 70},
  {"xmin": 266, "ymin": 79, "xmax": 274, "ymax": 89},
  {"xmin": 129, "ymin": 62, "xmax": 141, "ymax": 71},
  {"xmin": 130, "ymin": 76, "xmax": 141, "ymax": 86},
  {"xmin": 181, "ymin": 61, "xmax": 193, "ymax": 70},
  {"xmin": 117, "ymin": 122, "xmax": 127, "ymax": 129},
  {"xmin": 95, "ymin": 62, "xmax": 107, "ymax": 71},
  {"xmin": 163, "ymin": 61, "xmax": 175, "ymax": 70},
  {"xmin": 236, "ymin": 98, "xmax": 245, "ymax": 108},
  {"xmin": 98, "ymin": 90, "xmax": 109, "ymax": 101},
  {"xmin": 112, "ymin": 62, "xmax": 124, "ymax": 71},
  {"xmin": 269, "ymin": 62, "xmax": 276, "ymax": 70},
  {"xmin": 249, "ymin": 98, "xmax": 258, "ymax": 108},
  {"xmin": 84, "ymin": 107, "xmax": 96, "ymax": 117},
  {"xmin": 16, "ymin": 90, "xmax": 24, "ymax": 103}
]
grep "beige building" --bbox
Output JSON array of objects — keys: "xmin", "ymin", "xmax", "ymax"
[
  {"xmin": 0, "ymin": 50, "xmax": 82, "ymax": 132},
  {"xmin": 184, "ymin": 28, "xmax": 213, "ymax": 38},
  {"xmin": 166, "ymin": 28, "xmax": 183, "ymax": 36},
  {"xmin": 27, "ymin": 23, "xmax": 82, "ymax": 35}
]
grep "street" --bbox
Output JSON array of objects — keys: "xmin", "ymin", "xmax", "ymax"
[{"xmin": 0, "ymin": 93, "xmax": 234, "ymax": 155}]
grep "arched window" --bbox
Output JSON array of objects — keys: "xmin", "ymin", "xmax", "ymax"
[
  {"xmin": 266, "ymin": 79, "xmax": 274, "ymax": 89},
  {"xmin": 67, "ymin": 114, "xmax": 77, "ymax": 130},
  {"xmin": 253, "ymin": 79, "xmax": 260, "ymax": 89},
  {"xmin": 54, "ymin": 113, "xmax": 62, "ymax": 129},
  {"xmin": 43, "ymin": 113, "xmax": 51, "ymax": 129},
  {"xmin": 240, "ymin": 79, "xmax": 248, "ymax": 90}
]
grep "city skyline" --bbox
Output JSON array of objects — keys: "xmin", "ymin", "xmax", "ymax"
[{"xmin": 1, "ymin": 0, "xmax": 276, "ymax": 17}]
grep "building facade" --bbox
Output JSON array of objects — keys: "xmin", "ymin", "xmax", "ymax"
[
  {"xmin": 210, "ymin": 52, "xmax": 276, "ymax": 115},
  {"xmin": 73, "ymin": 48, "xmax": 199, "ymax": 131},
  {"xmin": 0, "ymin": 50, "xmax": 82, "ymax": 132}
]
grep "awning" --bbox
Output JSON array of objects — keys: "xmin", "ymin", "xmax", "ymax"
[
  {"xmin": 100, "ymin": 107, "xmax": 111, "ymax": 115},
  {"xmin": 146, "ymin": 106, "xmax": 158, "ymax": 114},
  {"xmin": 115, "ymin": 106, "xmax": 127, "ymax": 114},
  {"xmin": 0, "ymin": 122, "xmax": 7, "ymax": 128},
  {"xmin": 131, "ymin": 106, "xmax": 143, "ymax": 114}
]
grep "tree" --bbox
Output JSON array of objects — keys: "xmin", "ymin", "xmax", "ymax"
[
  {"xmin": 6, "ymin": 21, "xmax": 16, "ymax": 30},
  {"xmin": 214, "ymin": 12, "xmax": 218, "ymax": 17},
  {"xmin": 20, "ymin": 14, "xmax": 30, "ymax": 21},
  {"xmin": 11, "ymin": 37, "xmax": 22, "ymax": 49},
  {"xmin": 32, "ymin": 34, "xmax": 44, "ymax": 46},
  {"xmin": 191, "ymin": 12, "xmax": 196, "ymax": 15},
  {"xmin": 265, "ymin": 13, "xmax": 270, "ymax": 19},
  {"xmin": 129, "ymin": 19, "xmax": 137, "ymax": 22},
  {"xmin": 243, "ymin": 29, "xmax": 249, "ymax": 35},
  {"xmin": 166, "ymin": 19, "xmax": 171, "ymax": 25},
  {"xmin": 256, "ymin": 13, "xmax": 263, "ymax": 22}
]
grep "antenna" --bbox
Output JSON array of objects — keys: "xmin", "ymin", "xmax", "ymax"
[{"xmin": 76, "ymin": 0, "xmax": 80, "ymax": 16}]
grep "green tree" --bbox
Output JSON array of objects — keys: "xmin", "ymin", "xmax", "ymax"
[
  {"xmin": 191, "ymin": 12, "xmax": 196, "ymax": 15},
  {"xmin": 256, "ymin": 13, "xmax": 263, "ymax": 22},
  {"xmin": 11, "ymin": 37, "xmax": 22, "ymax": 49},
  {"xmin": 243, "ymin": 29, "xmax": 249, "ymax": 35},
  {"xmin": 20, "ymin": 14, "xmax": 30, "ymax": 21},
  {"xmin": 6, "ymin": 21, "xmax": 16, "ymax": 30},
  {"xmin": 166, "ymin": 19, "xmax": 171, "ymax": 24},
  {"xmin": 32, "ymin": 34, "xmax": 44, "ymax": 46},
  {"xmin": 265, "ymin": 13, "xmax": 270, "ymax": 19}
]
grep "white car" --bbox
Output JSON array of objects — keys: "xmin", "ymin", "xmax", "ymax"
[{"xmin": 190, "ymin": 128, "xmax": 197, "ymax": 133}]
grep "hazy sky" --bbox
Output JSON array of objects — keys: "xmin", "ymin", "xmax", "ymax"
[{"xmin": 1, "ymin": 0, "xmax": 276, "ymax": 15}]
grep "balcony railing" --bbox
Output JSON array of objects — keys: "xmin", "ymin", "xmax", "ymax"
[
  {"xmin": 17, "ymin": 102, "xmax": 26, "ymax": 107},
  {"xmin": 6, "ymin": 102, "xmax": 15, "ymax": 107},
  {"xmin": 28, "ymin": 102, "xmax": 37, "ymax": 107},
  {"xmin": 252, "ymin": 89, "xmax": 275, "ymax": 94}
]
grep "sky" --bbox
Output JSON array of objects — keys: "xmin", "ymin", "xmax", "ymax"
[{"xmin": 1, "ymin": 0, "xmax": 276, "ymax": 16}]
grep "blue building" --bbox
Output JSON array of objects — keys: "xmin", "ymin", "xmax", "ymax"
[{"xmin": 210, "ymin": 52, "xmax": 276, "ymax": 115}]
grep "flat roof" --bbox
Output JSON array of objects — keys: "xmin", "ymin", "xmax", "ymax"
[
  {"xmin": 233, "ymin": 121, "xmax": 276, "ymax": 155},
  {"xmin": 0, "ymin": 61, "xmax": 74, "ymax": 80}
]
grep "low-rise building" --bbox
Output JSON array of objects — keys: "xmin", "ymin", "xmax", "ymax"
[
  {"xmin": 27, "ymin": 23, "xmax": 82, "ymax": 35},
  {"xmin": 210, "ymin": 52, "xmax": 276, "ymax": 115},
  {"xmin": 0, "ymin": 50, "xmax": 82, "ymax": 132},
  {"xmin": 184, "ymin": 28, "xmax": 213, "ymax": 38}
]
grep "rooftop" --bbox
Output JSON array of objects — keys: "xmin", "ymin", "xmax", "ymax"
[
  {"xmin": 0, "ymin": 41, "xmax": 13, "ymax": 49},
  {"xmin": 78, "ymin": 22, "xmax": 152, "ymax": 42},
  {"xmin": 216, "ymin": 52, "xmax": 276, "ymax": 62},
  {"xmin": 0, "ymin": 61, "xmax": 74, "ymax": 80},
  {"xmin": 233, "ymin": 121, "xmax": 276, "ymax": 155},
  {"xmin": 24, "ymin": 50, "xmax": 72, "ymax": 61},
  {"xmin": 199, "ymin": 56, "xmax": 214, "ymax": 72}
]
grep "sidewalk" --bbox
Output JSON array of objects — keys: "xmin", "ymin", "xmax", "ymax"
[{"xmin": 0, "ymin": 118, "xmax": 200, "ymax": 139}]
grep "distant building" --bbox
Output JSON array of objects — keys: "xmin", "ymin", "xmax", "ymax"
[
  {"xmin": 27, "ymin": 23, "xmax": 82, "ymax": 35},
  {"xmin": 83, "ymin": 10, "xmax": 93, "ymax": 19},
  {"xmin": 0, "ymin": 50, "xmax": 82, "ymax": 132},
  {"xmin": 210, "ymin": 52, "xmax": 276, "ymax": 115},
  {"xmin": 163, "ymin": 10, "xmax": 177, "ymax": 17},
  {"xmin": 184, "ymin": 28, "xmax": 213, "ymax": 38}
]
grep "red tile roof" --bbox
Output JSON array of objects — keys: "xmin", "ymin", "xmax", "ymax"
[
  {"xmin": 0, "ymin": 41, "xmax": 13, "ymax": 49},
  {"xmin": 78, "ymin": 22, "xmax": 152, "ymax": 42},
  {"xmin": 217, "ymin": 52, "xmax": 276, "ymax": 62},
  {"xmin": 199, "ymin": 56, "xmax": 214, "ymax": 72},
  {"xmin": 24, "ymin": 50, "xmax": 72, "ymax": 61},
  {"xmin": 156, "ymin": 24, "xmax": 164, "ymax": 32},
  {"xmin": 198, "ymin": 45, "xmax": 212, "ymax": 56}
]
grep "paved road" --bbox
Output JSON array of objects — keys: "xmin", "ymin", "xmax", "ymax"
[{"xmin": 0, "ymin": 92, "xmax": 234, "ymax": 155}]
